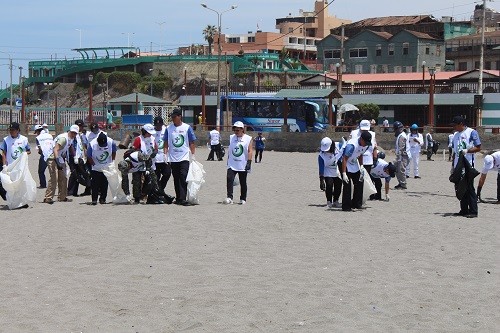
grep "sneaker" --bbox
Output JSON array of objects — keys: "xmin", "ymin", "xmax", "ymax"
[
  {"xmin": 414, "ymin": 176, "xmax": 421, "ymax": 179},
  {"xmin": 333, "ymin": 201, "xmax": 342, "ymax": 208},
  {"xmin": 240, "ymin": 200, "xmax": 246, "ymax": 205},
  {"xmin": 99, "ymin": 199, "xmax": 106, "ymax": 204},
  {"xmin": 59, "ymin": 198, "xmax": 72, "ymax": 202},
  {"xmin": 465, "ymin": 213, "xmax": 478, "ymax": 218},
  {"xmin": 223, "ymin": 198, "xmax": 233, "ymax": 205},
  {"xmin": 91, "ymin": 201, "xmax": 97, "ymax": 206},
  {"xmin": 327, "ymin": 201, "xmax": 333, "ymax": 208},
  {"xmin": 43, "ymin": 198, "xmax": 54, "ymax": 204}
]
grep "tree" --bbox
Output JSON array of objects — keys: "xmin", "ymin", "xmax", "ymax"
[
  {"xmin": 357, "ymin": 103, "xmax": 380, "ymax": 121},
  {"xmin": 202, "ymin": 25, "xmax": 218, "ymax": 55}
]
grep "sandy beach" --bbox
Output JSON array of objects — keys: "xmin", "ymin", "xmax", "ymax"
[{"xmin": 0, "ymin": 146, "xmax": 498, "ymax": 332}]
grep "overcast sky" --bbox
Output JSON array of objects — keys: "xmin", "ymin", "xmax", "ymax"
[{"xmin": 1, "ymin": 0, "xmax": 497, "ymax": 86}]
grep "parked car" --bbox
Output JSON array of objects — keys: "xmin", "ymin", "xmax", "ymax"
[{"xmin": 85, "ymin": 115, "xmax": 119, "ymax": 130}]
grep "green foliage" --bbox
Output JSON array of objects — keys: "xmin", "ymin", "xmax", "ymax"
[
  {"xmin": 356, "ymin": 103, "xmax": 380, "ymax": 120},
  {"xmin": 106, "ymin": 71, "xmax": 141, "ymax": 95},
  {"xmin": 139, "ymin": 73, "xmax": 173, "ymax": 96}
]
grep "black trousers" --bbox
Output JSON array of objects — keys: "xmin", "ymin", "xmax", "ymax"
[
  {"xmin": 226, "ymin": 169, "xmax": 248, "ymax": 201},
  {"xmin": 324, "ymin": 176, "xmax": 342, "ymax": 202},
  {"xmin": 68, "ymin": 159, "xmax": 91, "ymax": 196},
  {"xmin": 91, "ymin": 170, "xmax": 108, "ymax": 202},
  {"xmin": 171, "ymin": 161, "xmax": 190, "ymax": 201},
  {"xmin": 373, "ymin": 178, "xmax": 383, "ymax": 199},
  {"xmin": 497, "ymin": 173, "xmax": 500, "ymax": 201},
  {"xmin": 460, "ymin": 178, "xmax": 478, "ymax": 215},
  {"xmin": 426, "ymin": 145, "xmax": 434, "ymax": 160},
  {"xmin": 342, "ymin": 170, "xmax": 363, "ymax": 211},
  {"xmin": 155, "ymin": 162, "xmax": 171, "ymax": 193},
  {"xmin": 38, "ymin": 155, "xmax": 47, "ymax": 188},
  {"xmin": 208, "ymin": 144, "xmax": 222, "ymax": 161},
  {"xmin": 255, "ymin": 149, "xmax": 263, "ymax": 162}
]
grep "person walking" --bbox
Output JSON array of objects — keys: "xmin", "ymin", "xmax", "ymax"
[
  {"xmin": 477, "ymin": 151, "xmax": 500, "ymax": 204},
  {"xmin": 153, "ymin": 116, "xmax": 171, "ymax": 196},
  {"xmin": 43, "ymin": 125, "xmax": 79, "ymax": 203},
  {"xmin": 254, "ymin": 132, "xmax": 266, "ymax": 163},
  {"xmin": 34, "ymin": 124, "xmax": 52, "ymax": 189},
  {"xmin": 425, "ymin": 128, "xmax": 435, "ymax": 161},
  {"xmin": 447, "ymin": 131, "xmax": 455, "ymax": 162},
  {"xmin": 1, "ymin": 122, "xmax": 31, "ymax": 168},
  {"xmin": 68, "ymin": 119, "xmax": 91, "ymax": 197},
  {"xmin": 224, "ymin": 121, "xmax": 253, "ymax": 205},
  {"xmin": 318, "ymin": 137, "xmax": 342, "ymax": 208},
  {"xmin": 393, "ymin": 121, "xmax": 410, "ymax": 189},
  {"xmin": 407, "ymin": 123, "xmax": 424, "ymax": 178},
  {"xmin": 163, "ymin": 108, "xmax": 196, "ymax": 206},
  {"xmin": 87, "ymin": 132, "xmax": 117, "ymax": 205},
  {"xmin": 207, "ymin": 127, "xmax": 222, "ymax": 161},
  {"xmin": 382, "ymin": 117, "xmax": 389, "ymax": 132},
  {"xmin": 106, "ymin": 110, "xmax": 114, "ymax": 129},
  {"xmin": 340, "ymin": 131, "xmax": 372, "ymax": 211},
  {"xmin": 450, "ymin": 116, "xmax": 481, "ymax": 218}
]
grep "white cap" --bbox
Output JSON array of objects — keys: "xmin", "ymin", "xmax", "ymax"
[
  {"xmin": 142, "ymin": 123, "xmax": 156, "ymax": 135},
  {"xmin": 34, "ymin": 124, "xmax": 43, "ymax": 131},
  {"xmin": 483, "ymin": 155, "xmax": 494, "ymax": 172},
  {"xmin": 359, "ymin": 119, "xmax": 371, "ymax": 130},
  {"xmin": 42, "ymin": 123, "xmax": 48, "ymax": 127},
  {"xmin": 233, "ymin": 121, "xmax": 244, "ymax": 128},
  {"xmin": 320, "ymin": 137, "xmax": 333, "ymax": 152},
  {"xmin": 69, "ymin": 125, "xmax": 80, "ymax": 133}
]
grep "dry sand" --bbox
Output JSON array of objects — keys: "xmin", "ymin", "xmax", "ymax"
[{"xmin": 0, "ymin": 147, "xmax": 499, "ymax": 332}]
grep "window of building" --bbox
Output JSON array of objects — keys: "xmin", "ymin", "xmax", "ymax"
[
  {"xmin": 394, "ymin": 66, "xmax": 402, "ymax": 73},
  {"xmin": 485, "ymin": 61, "xmax": 492, "ymax": 70},
  {"xmin": 436, "ymin": 45, "xmax": 441, "ymax": 57},
  {"xmin": 474, "ymin": 61, "xmax": 480, "ymax": 69},
  {"xmin": 496, "ymin": 60, "xmax": 500, "ymax": 70},
  {"xmin": 324, "ymin": 49, "xmax": 340, "ymax": 59},
  {"xmin": 425, "ymin": 46, "xmax": 430, "ymax": 55},
  {"xmin": 388, "ymin": 44, "xmax": 394, "ymax": 56},
  {"xmin": 354, "ymin": 64, "xmax": 363, "ymax": 74},
  {"xmin": 405, "ymin": 66, "xmax": 413, "ymax": 72},
  {"xmin": 228, "ymin": 37, "xmax": 240, "ymax": 43},
  {"xmin": 376, "ymin": 44, "xmax": 382, "ymax": 57},
  {"xmin": 349, "ymin": 48, "xmax": 368, "ymax": 58},
  {"xmin": 382, "ymin": 64, "xmax": 389, "ymax": 73},
  {"xmin": 248, "ymin": 36, "xmax": 255, "ymax": 43},
  {"xmin": 288, "ymin": 27, "xmax": 293, "ymax": 33},
  {"xmin": 370, "ymin": 64, "xmax": 377, "ymax": 74},
  {"xmin": 458, "ymin": 62, "xmax": 467, "ymax": 71},
  {"xmin": 402, "ymin": 42, "xmax": 409, "ymax": 55}
]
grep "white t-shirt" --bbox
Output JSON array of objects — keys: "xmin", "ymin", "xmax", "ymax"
[
  {"xmin": 227, "ymin": 133, "xmax": 252, "ymax": 171},
  {"xmin": 209, "ymin": 129, "xmax": 220, "ymax": 145}
]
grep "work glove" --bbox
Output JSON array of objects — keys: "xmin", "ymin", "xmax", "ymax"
[
  {"xmin": 319, "ymin": 176, "xmax": 326, "ymax": 191},
  {"xmin": 74, "ymin": 157, "xmax": 79, "ymax": 164},
  {"xmin": 341, "ymin": 172, "xmax": 349, "ymax": 184},
  {"xmin": 55, "ymin": 158, "xmax": 64, "ymax": 170},
  {"xmin": 384, "ymin": 193, "xmax": 390, "ymax": 202},
  {"xmin": 359, "ymin": 166, "xmax": 365, "ymax": 182},
  {"xmin": 245, "ymin": 160, "xmax": 252, "ymax": 172}
]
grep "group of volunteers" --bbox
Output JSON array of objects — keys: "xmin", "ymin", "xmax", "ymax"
[
  {"xmin": 0, "ymin": 108, "xmax": 261, "ymax": 208},
  {"xmin": 317, "ymin": 116, "xmax": 498, "ymax": 217}
]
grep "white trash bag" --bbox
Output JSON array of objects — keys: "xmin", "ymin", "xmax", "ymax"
[
  {"xmin": 101, "ymin": 164, "xmax": 129, "ymax": 204},
  {"xmin": 186, "ymin": 158, "xmax": 206, "ymax": 205},
  {"xmin": 362, "ymin": 175, "xmax": 377, "ymax": 205},
  {"xmin": 0, "ymin": 152, "xmax": 37, "ymax": 209}
]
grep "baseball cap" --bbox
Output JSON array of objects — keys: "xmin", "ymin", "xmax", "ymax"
[
  {"xmin": 233, "ymin": 121, "xmax": 244, "ymax": 128},
  {"xmin": 153, "ymin": 116, "xmax": 164, "ymax": 125},
  {"xmin": 451, "ymin": 116, "xmax": 465, "ymax": 125},
  {"xmin": 97, "ymin": 132, "xmax": 108, "ymax": 147},
  {"xmin": 171, "ymin": 109, "xmax": 182, "ymax": 117},
  {"xmin": 34, "ymin": 124, "xmax": 43, "ymax": 133},
  {"xmin": 8, "ymin": 122, "xmax": 20, "ymax": 130},
  {"xmin": 142, "ymin": 123, "xmax": 156, "ymax": 135},
  {"xmin": 89, "ymin": 122, "xmax": 99, "ymax": 132},
  {"xmin": 360, "ymin": 131, "xmax": 372, "ymax": 145},
  {"xmin": 42, "ymin": 123, "xmax": 48, "ymax": 127},
  {"xmin": 359, "ymin": 119, "xmax": 371, "ymax": 130},
  {"xmin": 320, "ymin": 137, "xmax": 332, "ymax": 152},
  {"xmin": 69, "ymin": 125, "xmax": 80, "ymax": 133},
  {"xmin": 75, "ymin": 119, "xmax": 85, "ymax": 127}
]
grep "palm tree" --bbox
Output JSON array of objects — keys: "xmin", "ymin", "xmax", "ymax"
[{"xmin": 202, "ymin": 25, "xmax": 218, "ymax": 55}]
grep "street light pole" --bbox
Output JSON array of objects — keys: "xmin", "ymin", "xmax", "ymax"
[
  {"xmin": 88, "ymin": 74, "xmax": 94, "ymax": 123},
  {"xmin": 9, "ymin": 57, "xmax": 13, "ymax": 124},
  {"xmin": 201, "ymin": 73, "xmax": 206, "ymax": 128},
  {"xmin": 184, "ymin": 66, "xmax": 187, "ymax": 95},
  {"xmin": 422, "ymin": 60, "xmax": 426, "ymax": 89},
  {"xmin": 284, "ymin": 67, "xmax": 288, "ymax": 88},
  {"xmin": 428, "ymin": 67, "xmax": 436, "ymax": 127},
  {"xmin": 201, "ymin": 3, "xmax": 237, "ymax": 131}
]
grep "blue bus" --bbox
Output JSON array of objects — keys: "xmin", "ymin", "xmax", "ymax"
[{"xmin": 221, "ymin": 93, "xmax": 331, "ymax": 132}]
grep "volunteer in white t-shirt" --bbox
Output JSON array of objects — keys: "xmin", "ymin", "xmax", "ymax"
[
  {"xmin": 407, "ymin": 123, "xmax": 424, "ymax": 178},
  {"xmin": 87, "ymin": 132, "xmax": 116, "ymax": 205},
  {"xmin": 34, "ymin": 124, "xmax": 53, "ymax": 189},
  {"xmin": 369, "ymin": 152, "xmax": 396, "ymax": 201},
  {"xmin": 224, "ymin": 121, "xmax": 253, "ymax": 205},
  {"xmin": 163, "ymin": 108, "xmax": 196, "ymax": 206},
  {"xmin": 207, "ymin": 127, "xmax": 222, "ymax": 161},
  {"xmin": 153, "ymin": 116, "xmax": 171, "ymax": 195},
  {"xmin": 318, "ymin": 137, "xmax": 342, "ymax": 208},
  {"xmin": 477, "ymin": 151, "xmax": 500, "ymax": 204}
]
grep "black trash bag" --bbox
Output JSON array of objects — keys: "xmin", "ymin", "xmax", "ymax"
[{"xmin": 432, "ymin": 141, "xmax": 440, "ymax": 154}]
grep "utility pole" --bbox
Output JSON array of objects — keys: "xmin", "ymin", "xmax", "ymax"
[{"xmin": 477, "ymin": 0, "xmax": 487, "ymax": 126}]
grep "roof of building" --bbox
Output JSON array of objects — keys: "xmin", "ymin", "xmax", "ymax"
[
  {"xmin": 274, "ymin": 88, "xmax": 342, "ymax": 99},
  {"xmin": 342, "ymin": 93, "xmax": 474, "ymax": 106},
  {"xmin": 446, "ymin": 29, "xmax": 500, "ymax": 42},
  {"xmin": 368, "ymin": 30, "xmax": 393, "ymax": 40},
  {"xmin": 404, "ymin": 30, "xmax": 437, "ymax": 40},
  {"xmin": 108, "ymin": 93, "xmax": 170, "ymax": 104},
  {"xmin": 344, "ymin": 15, "xmax": 436, "ymax": 28},
  {"xmin": 177, "ymin": 95, "xmax": 218, "ymax": 106}
]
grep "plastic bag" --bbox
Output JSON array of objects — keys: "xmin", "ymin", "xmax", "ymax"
[
  {"xmin": 0, "ymin": 152, "xmax": 37, "ymax": 209},
  {"xmin": 362, "ymin": 175, "xmax": 377, "ymax": 205},
  {"xmin": 186, "ymin": 159, "xmax": 206, "ymax": 205},
  {"xmin": 101, "ymin": 164, "xmax": 129, "ymax": 204}
]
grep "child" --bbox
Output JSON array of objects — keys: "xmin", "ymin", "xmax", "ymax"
[{"xmin": 318, "ymin": 137, "xmax": 342, "ymax": 208}]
